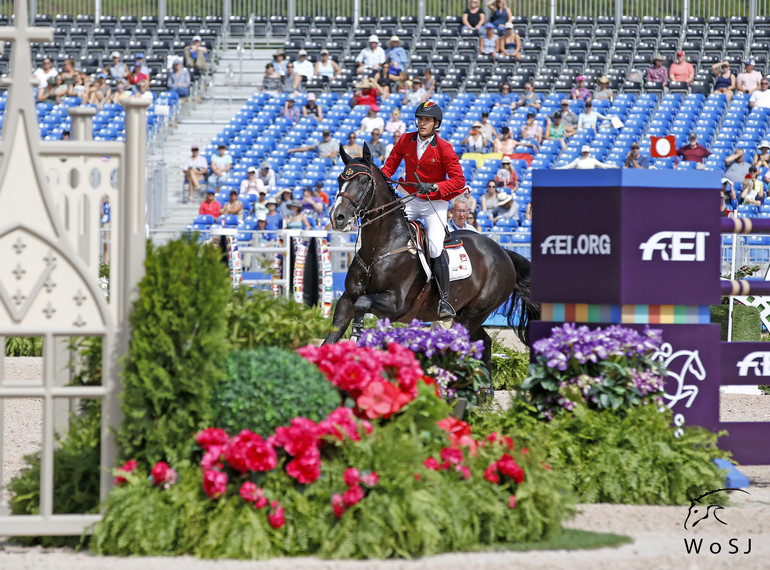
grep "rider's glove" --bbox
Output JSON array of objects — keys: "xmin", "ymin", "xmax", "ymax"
[{"xmin": 416, "ymin": 182, "xmax": 437, "ymax": 196}]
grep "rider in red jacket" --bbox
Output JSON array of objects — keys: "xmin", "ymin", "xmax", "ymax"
[{"xmin": 381, "ymin": 101, "xmax": 466, "ymax": 319}]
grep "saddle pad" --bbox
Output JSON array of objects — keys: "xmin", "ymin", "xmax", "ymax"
[{"xmin": 418, "ymin": 245, "xmax": 473, "ymax": 282}]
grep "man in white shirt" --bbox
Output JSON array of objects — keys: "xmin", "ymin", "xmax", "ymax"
[
  {"xmin": 359, "ymin": 105, "xmax": 385, "ymax": 136},
  {"xmin": 183, "ymin": 145, "xmax": 208, "ymax": 203},
  {"xmin": 33, "ymin": 56, "xmax": 58, "ymax": 86},
  {"xmin": 737, "ymin": 59, "xmax": 763, "ymax": 94},
  {"xmin": 258, "ymin": 161, "xmax": 277, "ymax": 193},
  {"xmin": 448, "ymin": 195, "xmax": 479, "ymax": 232},
  {"xmin": 293, "ymin": 49, "xmax": 314, "ymax": 81},
  {"xmin": 557, "ymin": 145, "xmax": 617, "ymax": 169},
  {"xmin": 750, "ymin": 78, "xmax": 770, "ymax": 109},
  {"xmin": 355, "ymin": 35, "xmax": 386, "ymax": 74}
]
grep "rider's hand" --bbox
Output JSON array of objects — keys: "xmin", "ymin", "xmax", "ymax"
[{"xmin": 416, "ymin": 182, "xmax": 436, "ymax": 196}]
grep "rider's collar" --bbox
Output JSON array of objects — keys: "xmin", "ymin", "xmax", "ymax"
[
  {"xmin": 339, "ymin": 163, "xmax": 372, "ymax": 182},
  {"xmin": 411, "ymin": 132, "xmax": 438, "ymax": 147}
]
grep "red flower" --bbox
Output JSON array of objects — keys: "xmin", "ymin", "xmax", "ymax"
[
  {"xmin": 332, "ymin": 493, "xmax": 346, "ymax": 518},
  {"xmin": 342, "ymin": 485, "xmax": 365, "ymax": 506},
  {"xmin": 318, "ymin": 407, "xmax": 363, "ymax": 442},
  {"xmin": 440, "ymin": 447, "xmax": 464, "ymax": 466},
  {"xmin": 497, "ymin": 454, "xmax": 525, "ymax": 484},
  {"xmin": 224, "ymin": 430, "xmax": 277, "ymax": 474},
  {"xmin": 484, "ymin": 462, "xmax": 500, "ymax": 484},
  {"xmin": 274, "ymin": 417, "xmax": 321, "ymax": 457},
  {"xmin": 202, "ymin": 469, "xmax": 228, "ymax": 499},
  {"xmin": 361, "ymin": 471, "xmax": 379, "ymax": 487},
  {"xmin": 542, "ymin": 462, "xmax": 552, "ymax": 470},
  {"xmin": 239, "ymin": 481, "xmax": 260, "ymax": 502},
  {"xmin": 196, "ymin": 427, "xmax": 229, "ymax": 450},
  {"xmin": 150, "ymin": 461, "xmax": 177, "ymax": 487},
  {"xmin": 200, "ymin": 445, "xmax": 223, "ymax": 470},
  {"xmin": 356, "ymin": 380, "xmax": 411, "ymax": 419},
  {"xmin": 268, "ymin": 506, "xmax": 285, "ymax": 529},
  {"xmin": 333, "ymin": 504, "xmax": 346, "ymax": 518},
  {"xmin": 413, "ymin": 473, "xmax": 421, "ymax": 481},
  {"xmin": 285, "ymin": 448, "xmax": 322, "ymax": 484},
  {"xmin": 486, "ymin": 432, "xmax": 499, "ymax": 444},
  {"xmin": 503, "ymin": 436, "xmax": 515, "ymax": 450},
  {"xmin": 458, "ymin": 465, "xmax": 471, "ymax": 480},
  {"xmin": 113, "ymin": 459, "xmax": 138, "ymax": 486},
  {"xmin": 343, "ymin": 467, "xmax": 361, "ymax": 487},
  {"xmin": 420, "ymin": 375, "xmax": 441, "ymax": 397},
  {"xmin": 423, "ymin": 457, "xmax": 440, "ymax": 471},
  {"xmin": 255, "ymin": 496, "xmax": 269, "ymax": 509},
  {"xmin": 437, "ymin": 417, "xmax": 472, "ymax": 442},
  {"xmin": 508, "ymin": 494, "xmax": 517, "ymax": 509}
]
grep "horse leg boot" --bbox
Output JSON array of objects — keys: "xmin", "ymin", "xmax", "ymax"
[{"xmin": 431, "ymin": 253, "xmax": 456, "ymax": 319}]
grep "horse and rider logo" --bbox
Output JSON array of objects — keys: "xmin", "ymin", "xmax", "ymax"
[
  {"xmin": 683, "ymin": 488, "xmax": 750, "ymax": 530},
  {"xmin": 651, "ymin": 342, "xmax": 706, "ymax": 409}
]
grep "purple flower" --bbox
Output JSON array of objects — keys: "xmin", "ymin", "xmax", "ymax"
[{"xmin": 358, "ymin": 320, "xmax": 484, "ymax": 361}]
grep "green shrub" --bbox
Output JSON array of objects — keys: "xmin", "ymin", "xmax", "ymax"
[
  {"xmin": 118, "ymin": 236, "xmax": 232, "ymax": 467},
  {"xmin": 212, "ymin": 347, "xmax": 341, "ymax": 436},
  {"xmin": 4, "ymin": 336, "xmax": 43, "ymax": 357},
  {"xmin": 491, "ymin": 345, "xmax": 529, "ymax": 391},
  {"xmin": 226, "ymin": 288, "xmax": 332, "ymax": 351},
  {"xmin": 711, "ymin": 304, "xmax": 762, "ymax": 341},
  {"xmin": 470, "ymin": 401, "xmax": 728, "ymax": 505}
]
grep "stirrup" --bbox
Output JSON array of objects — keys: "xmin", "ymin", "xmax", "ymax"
[{"xmin": 438, "ymin": 298, "xmax": 456, "ymax": 319}]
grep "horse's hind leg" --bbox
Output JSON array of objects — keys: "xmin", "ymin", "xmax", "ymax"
[{"xmin": 324, "ymin": 292, "xmax": 355, "ymax": 344}]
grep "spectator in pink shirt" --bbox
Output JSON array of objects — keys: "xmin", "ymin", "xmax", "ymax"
[
  {"xmin": 645, "ymin": 53, "xmax": 668, "ymax": 85},
  {"xmin": 669, "ymin": 51, "xmax": 695, "ymax": 84},
  {"xmin": 737, "ymin": 59, "xmax": 763, "ymax": 94}
]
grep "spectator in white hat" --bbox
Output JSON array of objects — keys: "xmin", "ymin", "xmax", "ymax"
[
  {"xmin": 106, "ymin": 51, "xmax": 129, "ymax": 81},
  {"xmin": 737, "ymin": 59, "xmax": 763, "ymax": 94},
  {"xmin": 167, "ymin": 58, "xmax": 191, "ymax": 97},
  {"xmin": 462, "ymin": 121, "xmax": 488, "ymax": 153},
  {"xmin": 386, "ymin": 35, "xmax": 408, "ymax": 72},
  {"xmin": 355, "ymin": 34, "xmax": 386, "ymax": 73},
  {"xmin": 558, "ymin": 145, "xmax": 617, "ymax": 169},
  {"xmin": 755, "ymin": 140, "xmax": 770, "ymax": 168},
  {"xmin": 184, "ymin": 35, "xmax": 208, "ymax": 71},
  {"xmin": 314, "ymin": 49, "xmax": 341, "ymax": 80},
  {"xmin": 293, "ymin": 49, "xmax": 314, "ymax": 81},
  {"xmin": 240, "ymin": 166, "xmax": 266, "ymax": 197}
]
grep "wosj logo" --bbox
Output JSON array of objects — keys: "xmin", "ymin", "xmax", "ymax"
[
  {"xmin": 539, "ymin": 234, "xmax": 611, "ymax": 255},
  {"xmin": 639, "ymin": 231, "xmax": 709, "ymax": 261},
  {"xmin": 736, "ymin": 351, "xmax": 770, "ymax": 377},
  {"xmin": 683, "ymin": 488, "xmax": 752, "ymax": 556}
]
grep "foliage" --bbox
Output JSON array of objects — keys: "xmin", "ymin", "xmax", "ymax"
[
  {"xmin": 358, "ymin": 319, "xmax": 491, "ymax": 407},
  {"xmin": 469, "ymin": 401, "xmax": 728, "ymax": 505},
  {"xmin": 92, "ymin": 383, "xmax": 574, "ymax": 559},
  {"xmin": 721, "ymin": 264, "xmax": 761, "ymax": 305},
  {"xmin": 711, "ymin": 304, "xmax": 762, "ymax": 341},
  {"xmin": 522, "ymin": 323, "xmax": 666, "ymax": 419},
  {"xmin": 491, "ymin": 343, "xmax": 530, "ymax": 391},
  {"xmin": 4, "ymin": 336, "xmax": 43, "ymax": 357},
  {"xmin": 118, "ymin": 236, "xmax": 232, "ymax": 467},
  {"xmin": 226, "ymin": 287, "xmax": 332, "ymax": 351},
  {"xmin": 211, "ymin": 347, "xmax": 341, "ymax": 437}
]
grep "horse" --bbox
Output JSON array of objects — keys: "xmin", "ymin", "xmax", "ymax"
[{"xmin": 323, "ymin": 143, "xmax": 539, "ymax": 368}]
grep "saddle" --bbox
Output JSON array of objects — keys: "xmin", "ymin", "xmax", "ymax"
[
  {"xmin": 408, "ymin": 221, "xmax": 465, "ymax": 253},
  {"xmin": 409, "ymin": 221, "xmax": 471, "ymax": 282}
]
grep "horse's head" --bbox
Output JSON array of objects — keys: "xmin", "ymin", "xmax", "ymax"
[{"xmin": 330, "ymin": 142, "xmax": 376, "ymax": 231}]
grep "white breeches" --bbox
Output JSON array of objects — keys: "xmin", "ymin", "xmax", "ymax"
[{"xmin": 403, "ymin": 194, "xmax": 449, "ymax": 258}]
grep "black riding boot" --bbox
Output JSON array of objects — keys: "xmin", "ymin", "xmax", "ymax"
[{"xmin": 431, "ymin": 253, "xmax": 456, "ymax": 319}]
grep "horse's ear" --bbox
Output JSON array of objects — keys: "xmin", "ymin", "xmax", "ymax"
[
  {"xmin": 340, "ymin": 144, "xmax": 352, "ymax": 165},
  {"xmin": 362, "ymin": 142, "xmax": 372, "ymax": 164}
]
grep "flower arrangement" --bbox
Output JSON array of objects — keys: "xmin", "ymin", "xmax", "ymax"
[
  {"xmin": 357, "ymin": 319, "xmax": 490, "ymax": 406},
  {"xmin": 522, "ymin": 323, "xmax": 666, "ymax": 419}
]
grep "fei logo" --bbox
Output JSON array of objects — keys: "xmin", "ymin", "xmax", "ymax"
[
  {"xmin": 736, "ymin": 351, "xmax": 770, "ymax": 377},
  {"xmin": 639, "ymin": 231, "xmax": 709, "ymax": 261},
  {"xmin": 540, "ymin": 234, "xmax": 611, "ymax": 255}
]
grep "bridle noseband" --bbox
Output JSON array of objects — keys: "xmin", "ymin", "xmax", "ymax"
[{"xmin": 337, "ymin": 163, "xmax": 377, "ymax": 220}]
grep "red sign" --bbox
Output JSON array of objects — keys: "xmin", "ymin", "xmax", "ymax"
[{"xmin": 650, "ymin": 135, "xmax": 677, "ymax": 158}]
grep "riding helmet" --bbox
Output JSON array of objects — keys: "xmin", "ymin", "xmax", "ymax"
[{"xmin": 414, "ymin": 101, "xmax": 443, "ymax": 129}]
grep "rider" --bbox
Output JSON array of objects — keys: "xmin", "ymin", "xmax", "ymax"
[{"xmin": 381, "ymin": 101, "xmax": 466, "ymax": 319}]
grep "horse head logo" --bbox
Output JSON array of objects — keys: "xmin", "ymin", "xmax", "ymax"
[
  {"xmin": 652, "ymin": 342, "xmax": 707, "ymax": 409},
  {"xmin": 683, "ymin": 488, "xmax": 749, "ymax": 530}
]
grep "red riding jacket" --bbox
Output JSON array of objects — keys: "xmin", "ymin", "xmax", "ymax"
[{"xmin": 381, "ymin": 131, "xmax": 466, "ymax": 201}]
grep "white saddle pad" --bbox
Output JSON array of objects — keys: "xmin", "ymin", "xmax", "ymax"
[{"xmin": 419, "ymin": 245, "xmax": 473, "ymax": 282}]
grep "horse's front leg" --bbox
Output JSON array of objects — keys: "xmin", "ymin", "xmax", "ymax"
[
  {"xmin": 324, "ymin": 292, "xmax": 356, "ymax": 344},
  {"xmin": 351, "ymin": 291, "xmax": 400, "ymax": 338}
]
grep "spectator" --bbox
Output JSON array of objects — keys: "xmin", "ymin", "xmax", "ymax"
[
  {"xmin": 59, "ymin": 58, "xmax": 77, "ymax": 89},
  {"xmin": 386, "ymin": 35, "xmax": 408, "ymax": 73},
  {"xmin": 479, "ymin": 111, "xmax": 499, "ymax": 141},
  {"xmin": 343, "ymin": 132, "xmax": 363, "ymax": 157},
  {"xmin": 498, "ymin": 22, "xmax": 521, "ymax": 60},
  {"xmin": 487, "ymin": 0, "xmax": 513, "ymax": 30},
  {"xmin": 133, "ymin": 79, "xmax": 153, "ymax": 103},
  {"xmin": 422, "ymin": 69, "xmax": 436, "ymax": 97},
  {"xmin": 355, "ymin": 35, "xmax": 386, "ymax": 74},
  {"xmin": 183, "ymin": 144, "xmax": 208, "ymax": 202},
  {"xmin": 278, "ymin": 189, "xmax": 294, "ymax": 217},
  {"xmin": 167, "ymin": 58, "xmax": 191, "ymax": 97},
  {"xmin": 302, "ymin": 92, "xmax": 323, "ymax": 120},
  {"xmin": 571, "ymin": 75, "xmax": 591, "ymax": 101},
  {"xmin": 737, "ymin": 59, "xmax": 762, "ymax": 94},
  {"xmin": 558, "ymin": 145, "xmax": 616, "ymax": 169},
  {"xmin": 258, "ymin": 161, "xmax": 277, "ymax": 193},
  {"xmin": 313, "ymin": 180, "xmax": 330, "ymax": 206},
  {"xmin": 385, "ymin": 129, "xmax": 402, "ymax": 156},
  {"xmin": 466, "ymin": 210, "xmax": 481, "ymax": 231},
  {"xmin": 495, "ymin": 156, "xmax": 519, "ymax": 191},
  {"xmin": 265, "ymin": 199, "xmax": 283, "ymax": 230},
  {"xmin": 493, "ymin": 126, "xmax": 519, "ymax": 155},
  {"xmin": 479, "ymin": 23, "xmax": 499, "ymax": 59},
  {"xmin": 480, "ymin": 180, "xmax": 499, "ymax": 211},
  {"xmin": 33, "ymin": 56, "xmax": 57, "ymax": 86},
  {"xmin": 545, "ymin": 111, "xmax": 568, "ymax": 150},
  {"xmin": 69, "ymin": 71, "xmax": 87, "ymax": 99},
  {"xmin": 127, "ymin": 58, "xmax": 149, "ymax": 88},
  {"xmin": 624, "ymin": 142, "xmax": 649, "ymax": 168},
  {"xmin": 359, "ymin": 105, "xmax": 385, "ymax": 136},
  {"xmin": 132, "ymin": 52, "xmax": 151, "ymax": 77},
  {"xmin": 516, "ymin": 81, "xmax": 541, "ymax": 109},
  {"xmin": 677, "ymin": 133, "xmax": 711, "ymax": 164},
  {"xmin": 301, "ymin": 188, "xmax": 324, "ymax": 221},
  {"xmin": 315, "ymin": 49, "xmax": 341, "ymax": 81},
  {"xmin": 554, "ymin": 100, "xmax": 578, "ymax": 136},
  {"xmin": 88, "ymin": 75, "xmax": 111, "ymax": 107},
  {"xmin": 577, "ymin": 101, "xmax": 607, "ymax": 133},
  {"xmin": 36, "ymin": 77, "xmax": 57, "ymax": 104},
  {"xmin": 403, "ymin": 78, "xmax": 427, "ymax": 106},
  {"xmin": 285, "ymin": 200, "xmax": 312, "ymax": 230},
  {"xmin": 750, "ymin": 78, "xmax": 770, "ymax": 109},
  {"xmin": 253, "ymin": 190, "xmax": 269, "ymax": 216},
  {"xmin": 724, "ymin": 148, "xmax": 751, "ymax": 194},
  {"xmin": 495, "ymin": 83, "xmax": 516, "ymax": 107},
  {"xmin": 463, "ymin": 121, "xmax": 488, "ymax": 153},
  {"xmin": 280, "ymin": 97, "xmax": 301, "ymax": 122},
  {"xmin": 711, "ymin": 60, "xmax": 736, "ymax": 102},
  {"xmin": 646, "ymin": 53, "xmax": 668, "ymax": 86},
  {"xmin": 741, "ymin": 166, "xmax": 765, "ymax": 205},
  {"xmin": 461, "ymin": 0, "xmax": 486, "ymax": 32},
  {"xmin": 289, "ymin": 128, "xmax": 339, "ymax": 161},
  {"xmin": 240, "ymin": 166, "xmax": 266, "ymax": 196},
  {"xmin": 272, "ymin": 50, "xmax": 288, "ymax": 76},
  {"xmin": 754, "ymin": 140, "xmax": 770, "ymax": 168},
  {"xmin": 448, "ymin": 195, "xmax": 479, "ymax": 232},
  {"xmin": 199, "ymin": 189, "xmax": 222, "ymax": 217},
  {"xmin": 184, "ymin": 35, "xmax": 208, "ymax": 71},
  {"xmin": 262, "ymin": 63, "xmax": 282, "ymax": 93},
  {"xmin": 491, "ymin": 192, "xmax": 518, "ymax": 224},
  {"xmin": 520, "ymin": 112, "xmax": 543, "ymax": 148},
  {"xmin": 106, "ymin": 51, "xmax": 129, "ymax": 81},
  {"xmin": 222, "ymin": 189, "xmax": 244, "ymax": 220},
  {"xmin": 293, "ymin": 49, "xmax": 314, "ymax": 83},
  {"xmin": 385, "ymin": 108, "xmax": 407, "ymax": 134},
  {"xmin": 525, "ymin": 202, "xmax": 532, "ymax": 220},
  {"xmin": 462, "ymin": 185, "xmax": 478, "ymax": 213},
  {"xmin": 283, "ymin": 62, "xmax": 303, "ymax": 93},
  {"xmin": 593, "ymin": 75, "xmax": 613, "ymax": 101},
  {"xmin": 110, "ymin": 79, "xmax": 131, "ymax": 103},
  {"xmin": 210, "ymin": 144, "xmax": 233, "ymax": 190},
  {"xmin": 351, "ymin": 76, "xmax": 384, "ymax": 107},
  {"xmin": 368, "ymin": 128, "xmax": 388, "ymax": 161},
  {"xmin": 669, "ymin": 51, "xmax": 694, "ymax": 84}
]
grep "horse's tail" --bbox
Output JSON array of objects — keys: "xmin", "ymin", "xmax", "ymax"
[{"xmin": 505, "ymin": 249, "xmax": 540, "ymax": 347}]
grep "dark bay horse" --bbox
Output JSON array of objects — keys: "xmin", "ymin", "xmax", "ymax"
[{"xmin": 323, "ymin": 144, "xmax": 539, "ymax": 366}]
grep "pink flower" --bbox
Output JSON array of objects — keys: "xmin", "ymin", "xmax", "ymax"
[
  {"xmin": 150, "ymin": 461, "xmax": 178, "ymax": 487},
  {"xmin": 423, "ymin": 457, "xmax": 440, "ymax": 471},
  {"xmin": 508, "ymin": 494, "xmax": 517, "ymax": 509},
  {"xmin": 361, "ymin": 471, "xmax": 379, "ymax": 487},
  {"xmin": 361, "ymin": 419, "xmax": 373, "ymax": 434},
  {"xmin": 332, "ymin": 493, "xmax": 345, "ymax": 508},
  {"xmin": 285, "ymin": 448, "xmax": 322, "ymax": 484},
  {"xmin": 202, "ymin": 469, "xmax": 228, "ymax": 499},
  {"xmin": 196, "ymin": 427, "xmax": 229, "ymax": 450},
  {"xmin": 224, "ymin": 430, "xmax": 277, "ymax": 473},
  {"xmin": 356, "ymin": 381, "xmax": 411, "ymax": 419},
  {"xmin": 200, "ymin": 445, "xmax": 223, "ymax": 469},
  {"xmin": 343, "ymin": 467, "xmax": 361, "ymax": 487},
  {"xmin": 268, "ymin": 505, "xmax": 285, "ymax": 529},
  {"xmin": 255, "ymin": 496, "xmax": 269, "ymax": 509},
  {"xmin": 342, "ymin": 485, "xmax": 365, "ymax": 507},
  {"xmin": 239, "ymin": 481, "xmax": 260, "ymax": 502},
  {"xmin": 318, "ymin": 407, "xmax": 362, "ymax": 442},
  {"xmin": 497, "ymin": 454, "xmax": 525, "ymax": 484},
  {"xmin": 113, "ymin": 459, "xmax": 138, "ymax": 486},
  {"xmin": 274, "ymin": 417, "xmax": 321, "ymax": 457},
  {"xmin": 440, "ymin": 447, "xmax": 464, "ymax": 466},
  {"xmin": 458, "ymin": 465, "xmax": 471, "ymax": 480},
  {"xmin": 484, "ymin": 462, "xmax": 500, "ymax": 484},
  {"xmin": 503, "ymin": 436, "xmax": 514, "ymax": 450}
]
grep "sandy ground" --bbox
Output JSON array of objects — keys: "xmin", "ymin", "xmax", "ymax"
[{"xmin": 2, "ymin": 355, "xmax": 770, "ymax": 569}]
